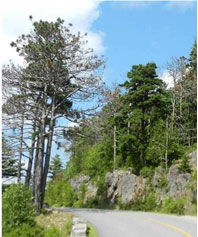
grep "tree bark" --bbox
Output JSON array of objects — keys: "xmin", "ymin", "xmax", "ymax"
[
  {"xmin": 41, "ymin": 95, "xmax": 55, "ymax": 207},
  {"xmin": 165, "ymin": 118, "xmax": 169, "ymax": 170},
  {"xmin": 17, "ymin": 112, "xmax": 24, "ymax": 183},
  {"xmin": 32, "ymin": 135, "xmax": 39, "ymax": 197},
  {"xmin": 171, "ymin": 93, "xmax": 175, "ymax": 131},
  {"xmin": 127, "ymin": 121, "xmax": 130, "ymax": 135},
  {"xmin": 25, "ymin": 124, "xmax": 37, "ymax": 186},
  {"xmin": 33, "ymin": 85, "xmax": 47, "ymax": 213},
  {"xmin": 179, "ymin": 86, "xmax": 183, "ymax": 117},
  {"xmin": 113, "ymin": 125, "xmax": 117, "ymax": 171}
]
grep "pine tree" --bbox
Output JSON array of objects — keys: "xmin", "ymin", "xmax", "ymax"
[
  {"xmin": 120, "ymin": 63, "xmax": 170, "ymax": 171},
  {"xmin": 49, "ymin": 155, "xmax": 63, "ymax": 179},
  {"xmin": 3, "ymin": 17, "xmax": 104, "ymax": 212},
  {"xmin": 2, "ymin": 136, "xmax": 18, "ymax": 178}
]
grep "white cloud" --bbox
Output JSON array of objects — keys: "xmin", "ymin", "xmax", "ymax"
[
  {"xmin": 160, "ymin": 70, "xmax": 174, "ymax": 89},
  {"xmin": 1, "ymin": 0, "xmax": 105, "ymax": 65}
]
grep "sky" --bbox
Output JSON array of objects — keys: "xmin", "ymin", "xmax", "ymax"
[
  {"xmin": 1, "ymin": 0, "xmax": 197, "ymax": 168},
  {"xmin": 94, "ymin": 1, "xmax": 197, "ymax": 86}
]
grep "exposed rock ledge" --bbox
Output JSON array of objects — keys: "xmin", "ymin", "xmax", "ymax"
[{"xmin": 70, "ymin": 151, "xmax": 197, "ymax": 205}]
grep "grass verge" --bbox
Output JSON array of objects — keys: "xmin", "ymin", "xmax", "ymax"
[
  {"xmin": 35, "ymin": 210, "xmax": 73, "ymax": 237},
  {"xmin": 87, "ymin": 223, "xmax": 99, "ymax": 237}
]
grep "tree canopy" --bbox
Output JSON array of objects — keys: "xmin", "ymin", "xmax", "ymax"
[{"xmin": 2, "ymin": 17, "xmax": 104, "ymax": 212}]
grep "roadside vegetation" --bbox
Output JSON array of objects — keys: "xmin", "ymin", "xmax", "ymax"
[
  {"xmin": 87, "ymin": 224, "xmax": 99, "ymax": 237},
  {"xmin": 2, "ymin": 184, "xmax": 73, "ymax": 237},
  {"xmin": 44, "ymin": 40, "xmax": 197, "ymax": 216},
  {"xmin": 35, "ymin": 211, "xmax": 73, "ymax": 237}
]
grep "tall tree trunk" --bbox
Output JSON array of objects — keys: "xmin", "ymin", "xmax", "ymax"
[
  {"xmin": 140, "ymin": 109, "xmax": 146, "ymax": 165},
  {"xmin": 26, "ymin": 95, "xmax": 41, "ymax": 186},
  {"xmin": 33, "ymin": 85, "xmax": 47, "ymax": 213},
  {"xmin": 113, "ymin": 125, "xmax": 117, "ymax": 171},
  {"xmin": 17, "ymin": 112, "xmax": 24, "ymax": 183},
  {"xmin": 171, "ymin": 93, "xmax": 175, "ymax": 131},
  {"xmin": 127, "ymin": 121, "xmax": 130, "ymax": 135},
  {"xmin": 165, "ymin": 118, "xmax": 169, "ymax": 170},
  {"xmin": 188, "ymin": 131, "xmax": 191, "ymax": 147},
  {"xmin": 127, "ymin": 112, "xmax": 130, "ymax": 134},
  {"xmin": 32, "ymin": 136, "xmax": 39, "ymax": 198},
  {"xmin": 25, "ymin": 124, "xmax": 37, "ymax": 186},
  {"xmin": 34, "ymin": 124, "xmax": 45, "ymax": 212},
  {"xmin": 41, "ymin": 95, "xmax": 55, "ymax": 207},
  {"xmin": 179, "ymin": 87, "xmax": 183, "ymax": 117}
]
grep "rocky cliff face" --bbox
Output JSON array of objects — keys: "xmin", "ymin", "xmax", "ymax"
[
  {"xmin": 167, "ymin": 151, "xmax": 196, "ymax": 197},
  {"xmin": 105, "ymin": 170, "xmax": 146, "ymax": 204},
  {"xmin": 70, "ymin": 175, "xmax": 98, "ymax": 203},
  {"xmin": 69, "ymin": 151, "xmax": 197, "ymax": 207}
]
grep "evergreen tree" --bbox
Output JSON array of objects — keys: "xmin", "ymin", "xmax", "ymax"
[
  {"xmin": 119, "ymin": 63, "xmax": 171, "ymax": 171},
  {"xmin": 3, "ymin": 17, "xmax": 104, "ymax": 212},
  {"xmin": 49, "ymin": 154, "xmax": 63, "ymax": 179},
  {"xmin": 2, "ymin": 135, "xmax": 18, "ymax": 178}
]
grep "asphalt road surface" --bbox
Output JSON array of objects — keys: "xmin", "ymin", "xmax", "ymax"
[{"xmin": 57, "ymin": 207, "xmax": 197, "ymax": 237}]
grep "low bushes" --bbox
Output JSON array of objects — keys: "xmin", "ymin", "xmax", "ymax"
[
  {"xmin": 45, "ymin": 180, "xmax": 77, "ymax": 207},
  {"xmin": 2, "ymin": 184, "xmax": 36, "ymax": 235},
  {"xmin": 118, "ymin": 190, "xmax": 158, "ymax": 212},
  {"xmin": 161, "ymin": 197, "xmax": 187, "ymax": 215},
  {"xmin": 3, "ymin": 223, "xmax": 44, "ymax": 237},
  {"xmin": 2, "ymin": 184, "xmax": 69, "ymax": 237},
  {"xmin": 116, "ymin": 189, "xmax": 191, "ymax": 216}
]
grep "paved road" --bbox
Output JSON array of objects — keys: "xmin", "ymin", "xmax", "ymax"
[{"xmin": 57, "ymin": 208, "xmax": 197, "ymax": 237}]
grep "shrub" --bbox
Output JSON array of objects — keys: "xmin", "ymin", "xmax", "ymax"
[
  {"xmin": 62, "ymin": 182, "xmax": 77, "ymax": 207},
  {"xmin": 96, "ymin": 174, "xmax": 107, "ymax": 196},
  {"xmin": 4, "ymin": 224, "xmax": 63, "ymax": 237},
  {"xmin": 140, "ymin": 167, "xmax": 154, "ymax": 179},
  {"xmin": 161, "ymin": 197, "xmax": 186, "ymax": 215},
  {"xmin": 131, "ymin": 191, "xmax": 158, "ymax": 211},
  {"xmin": 4, "ymin": 223, "xmax": 44, "ymax": 237},
  {"xmin": 2, "ymin": 184, "xmax": 10, "ymax": 193},
  {"xmin": 142, "ymin": 191, "xmax": 158, "ymax": 211},
  {"xmin": 73, "ymin": 199, "xmax": 84, "ymax": 208},
  {"xmin": 44, "ymin": 226, "xmax": 61, "ymax": 237},
  {"xmin": 86, "ymin": 197, "xmax": 99, "ymax": 208},
  {"xmin": 178, "ymin": 155, "xmax": 191, "ymax": 173},
  {"xmin": 117, "ymin": 190, "xmax": 158, "ymax": 212},
  {"xmin": 156, "ymin": 176, "xmax": 168, "ymax": 189},
  {"xmin": 87, "ymin": 224, "xmax": 99, "ymax": 237},
  {"xmin": 78, "ymin": 182, "xmax": 87, "ymax": 202},
  {"xmin": 2, "ymin": 184, "xmax": 35, "ymax": 234},
  {"xmin": 45, "ymin": 180, "xmax": 77, "ymax": 207},
  {"xmin": 192, "ymin": 168, "xmax": 197, "ymax": 180},
  {"xmin": 64, "ymin": 220, "xmax": 73, "ymax": 236}
]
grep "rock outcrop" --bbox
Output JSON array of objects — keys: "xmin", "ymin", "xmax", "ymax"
[
  {"xmin": 166, "ymin": 151, "xmax": 197, "ymax": 198},
  {"xmin": 70, "ymin": 151, "xmax": 197, "ymax": 206},
  {"xmin": 167, "ymin": 164, "xmax": 191, "ymax": 197},
  {"xmin": 70, "ymin": 175, "xmax": 98, "ymax": 203},
  {"xmin": 151, "ymin": 151, "xmax": 197, "ymax": 199},
  {"xmin": 70, "ymin": 175, "xmax": 91, "ymax": 193},
  {"xmin": 188, "ymin": 150, "xmax": 197, "ymax": 171},
  {"xmin": 105, "ymin": 169, "xmax": 146, "ymax": 204},
  {"xmin": 84, "ymin": 183, "xmax": 98, "ymax": 202}
]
